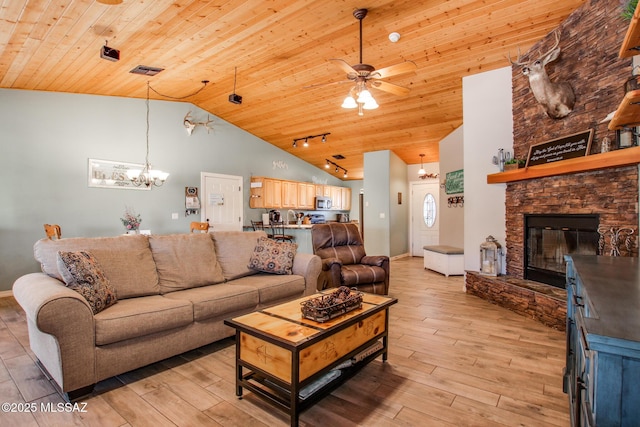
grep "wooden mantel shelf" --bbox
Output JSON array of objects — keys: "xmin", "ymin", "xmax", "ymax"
[
  {"xmin": 608, "ymin": 90, "xmax": 640, "ymax": 130},
  {"xmin": 487, "ymin": 146, "xmax": 640, "ymax": 184},
  {"xmin": 619, "ymin": 7, "xmax": 640, "ymax": 58}
]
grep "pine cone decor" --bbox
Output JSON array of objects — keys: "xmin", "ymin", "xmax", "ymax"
[{"xmin": 301, "ymin": 286, "xmax": 363, "ymax": 322}]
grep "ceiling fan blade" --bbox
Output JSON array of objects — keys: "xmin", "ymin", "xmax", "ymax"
[
  {"xmin": 370, "ymin": 61, "xmax": 417, "ymax": 79},
  {"xmin": 370, "ymin": 80, "xmax": 411, "ymax": 96},
  {"xmin": 329, "ymin": 58, "xmax": 358, "ymax": 76},
  {"xmin": 304, "ymin": 80, "xmax": 354, "ymax": 90}
]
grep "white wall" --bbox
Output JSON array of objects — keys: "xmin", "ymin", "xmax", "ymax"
[
  {"xmin": 462, "ymin": 67, "xmax": 513, "ymax": 272},
  {"xmin": 439, "ymin": 126, "xmax": 464, "ymax": 247}
]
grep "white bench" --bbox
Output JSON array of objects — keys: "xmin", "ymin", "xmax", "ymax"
[{"xmin": 423, "ymin": 245, "xmax": 464, "ymax": 277}]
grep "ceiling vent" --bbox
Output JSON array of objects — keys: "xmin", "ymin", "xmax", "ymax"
[
  {"xmin": 129, "ymin": 65, "xmax": 164, "ymax": 76},
  {"xmin": 332, "ymin": 154, "xmax": 346, "ymax": 160}
]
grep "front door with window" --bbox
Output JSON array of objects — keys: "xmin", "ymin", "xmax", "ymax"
[{"xmin": 410, "ymin": 181, "xmax": 439, "ymax": 256}]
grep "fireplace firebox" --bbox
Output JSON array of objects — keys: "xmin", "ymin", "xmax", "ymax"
[{"xmin": 524, "ymin": 214, "xmax": 599, "ymax": 288}]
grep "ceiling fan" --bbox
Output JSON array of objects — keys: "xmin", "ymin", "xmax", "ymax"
[{"xmin": 324, "ymin": 8, "xmax": 417, "ymax": 115}]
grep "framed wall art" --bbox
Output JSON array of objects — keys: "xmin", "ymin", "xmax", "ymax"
[{"xmin": 87, "ymin": 158, "xmax": 149, "ymax": 190}]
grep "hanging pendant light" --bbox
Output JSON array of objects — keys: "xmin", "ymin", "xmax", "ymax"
[
  {"xmin": 127, "ymin": 82, "xmax": 169, "ymax": 188},
  {"xmin": 418, "ymin": 154, "xmax": 426, "ymax": 175}
]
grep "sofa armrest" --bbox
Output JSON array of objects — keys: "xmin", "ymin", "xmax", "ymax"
[
  {"xmin": 361, "ymin": 255, "xmax": 389, "ymax": 267},
  {"xmin": 12, "ymin": 273, "xmax": 96, "ymax": 393},
  {"xmin": 292, "ymin": 253, "xmax": 322, "ymax": 296},
  {"xmin": 321, "ymin": 257, "xmax": 342, "ymax": 271}
]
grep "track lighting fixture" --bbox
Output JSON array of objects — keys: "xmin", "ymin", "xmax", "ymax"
[
  {"xmin": 324, "ymin": 159, "xmax": 347, "ymax": 178},
  {"xmin": 292, "ymin": 133, "xmax": 331, "ymax": 148}
]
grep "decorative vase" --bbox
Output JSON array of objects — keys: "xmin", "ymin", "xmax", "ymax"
[{"xmin": 127, "ymin": 229, "xmax": 139, "ymax": 235}]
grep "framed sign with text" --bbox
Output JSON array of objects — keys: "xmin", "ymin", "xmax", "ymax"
[
  {"xmin": 445, "ymin": 169, "xmax": 464, "ymax": 194},
  {"xmin": 525, "ymin": 129, "xmax": 593, "ymax": 168},
  {"xmin": 88, "ymin": 158, "xmax": 149, "ymax": 190}
]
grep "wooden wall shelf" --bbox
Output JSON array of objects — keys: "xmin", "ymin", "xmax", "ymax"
[
  {"xmin": 619, "ymin": 8, "xmax": 640, "ymax": 58},
  {"xmin": 608, "ymin": 89, "xmax": 640, "ymax": 130},
  {"xmin": 487, "ymin": 146, "xmax": 640, "ymax": 184}
]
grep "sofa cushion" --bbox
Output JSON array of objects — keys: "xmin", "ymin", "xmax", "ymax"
[
  {"xmin": 212, "ymin": 231, "xmax": 267, "ymax": 280},
  {"xmin": 148, "ymin": 234, "xmax": 224, "ymax": 294},
  {"xmin": 94, "ymin": 295, "xmax": 193, "ymax": 346},
  {"xmin": 248, "ymin": 237, "xmax": 297, "ymax": 275},
  {"xmin": 34, "ymin": 235, "xmax": 159, "ymax": 299},
  {"xmin": 56, "ymin": 251, "xmax": 117, "ymax": 314},
  {"xmin": 231, "ymin": 274, "xmax": 306, "ymax": 305},
  {"xmin": 163, "ymin": 283, "xmax": 259, "ymax": 321}
]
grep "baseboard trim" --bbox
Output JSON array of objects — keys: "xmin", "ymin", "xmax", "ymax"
[
  {"xmin": 0, "ymin": 290, "xmax": 13, "ymax": 299},
  {"xmin": 390, "ymin": 253, "xmax": 411, "ymax": 261}
]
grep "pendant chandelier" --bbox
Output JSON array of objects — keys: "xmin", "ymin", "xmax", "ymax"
[{"xmin": 127, "ymin": 82, "xmax": 169, "ymax": 188}]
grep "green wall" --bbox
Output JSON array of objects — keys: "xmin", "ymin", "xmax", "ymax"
[{"xmin": 0, "ymin": 89, "xmax": 343, "ymax": 292}]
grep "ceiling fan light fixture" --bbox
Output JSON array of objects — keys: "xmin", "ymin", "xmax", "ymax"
[
  {"xmin": 341, "ymin": 95, "xmax": 357, "ymax": 108},
  {"xmin": 356, "ymin": 88, "xmax": 373, "ymax": 103},
  {"xmin": 362, "ymin": 97, "xmax": 379, "ymax": 110}
]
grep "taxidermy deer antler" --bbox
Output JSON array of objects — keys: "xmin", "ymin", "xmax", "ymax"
[
  {"xmin": 183, "ymin": 111, "xmax": 213, "ymax": 135},
  {"xmin": 508, "ymin": 31, "xmax": 575, "ymax": 119}
]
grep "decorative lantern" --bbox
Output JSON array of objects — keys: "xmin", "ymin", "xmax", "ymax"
[{"xmin": 480, "ymin": 235, "xmax": 502, "ymax": 276}]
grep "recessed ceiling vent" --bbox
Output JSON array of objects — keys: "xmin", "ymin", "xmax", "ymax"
[
  {"xmin": 129, "ymin": 65, "xmax": 164, "ymax": 76},
  {"xmin": 333, "ymin": 154, "xmax": 346, "ymax": 159}
]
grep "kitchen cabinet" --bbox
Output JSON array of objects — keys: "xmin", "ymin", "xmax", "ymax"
[
  {"xmin": 330, "ymin": 186, "xmax": 342, "ymax": 210},
  {"xmin": 341, "ymin": 187, "xmax": 351, "ymax": 211},
  {"xmin": 250, "ymin": 177, "xmax": 282, "ymax": 209},
  {"xmin": 281, "ymin": 180, "xmax": 298, "ymax": 208},
  {"xmin": 251, "ymin": 177, "xmax": 350, "ymax": 210},
  {"xmin": 298, "ymin": 183, "xmax": 316, "ymax": 209},
  {"xmin": 315, "ymin": 185, "xmax": 331, "ymax": 198},
  {"xmin": 564, "ymin": 255, "xmax": 640, "ymax": 427}
]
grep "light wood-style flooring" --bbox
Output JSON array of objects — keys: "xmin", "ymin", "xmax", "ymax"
[{"xmin": 0, "ymin": 257, "xmax": 569, "ymax": 426}]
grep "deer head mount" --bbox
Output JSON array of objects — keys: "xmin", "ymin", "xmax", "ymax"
[
  {"xmin": 183, "ymin": 111, "xmax": 213, "ymax": 135},
  {"xmin": 508, "ymin": 31, "xmax": 575, "ymax": 119}
]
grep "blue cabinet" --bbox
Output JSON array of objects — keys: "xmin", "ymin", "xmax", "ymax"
[{"xmin": 564, "ymin": 255, "xmax": 640, "ymax": 427}]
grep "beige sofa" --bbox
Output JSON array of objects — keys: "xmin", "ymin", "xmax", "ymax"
[{"xmin": 12, "ymin": 231, "xmax": 321, "ymax": 401}]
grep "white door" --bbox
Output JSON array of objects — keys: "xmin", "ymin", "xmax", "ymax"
[
  {"xmin": 410, "ymin": 181, "xmax": 439, "ymax": 256},
  {"xmin": 201, "ymin": 172, "xmax": 243, "ymax": 231}
]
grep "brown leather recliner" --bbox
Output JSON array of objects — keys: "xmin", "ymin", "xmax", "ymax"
[{"xmin": 311, "ymin": 223, "xmax": 389, "ymax": 295}]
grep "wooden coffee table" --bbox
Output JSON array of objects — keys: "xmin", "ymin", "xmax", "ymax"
[{"xmin": 224, "ymin": 291, "xmax": 397, "ymax": 427}]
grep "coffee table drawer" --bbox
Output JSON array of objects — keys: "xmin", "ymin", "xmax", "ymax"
[
  {"xmin": 240, "ymin": 332, "xmax": 293, "ymax": 383},
  {"xmin": 299, "ymin": 310, "xmax": 386, "ymax": 380}
]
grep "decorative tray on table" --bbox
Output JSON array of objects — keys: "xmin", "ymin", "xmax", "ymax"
[{"xmin": 300, "ymin": 286, "xmax": 363, "ymax": 323}]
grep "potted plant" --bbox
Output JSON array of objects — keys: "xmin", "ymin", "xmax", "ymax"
[
  {"xmin": 623, "ymin": 0, "xmax": 638, "ymax": 20},
  {"xmin": 504, "ymin": 158, "xmax": 525, "ymax": 171}
]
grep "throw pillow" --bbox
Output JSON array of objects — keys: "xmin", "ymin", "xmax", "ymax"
[
  {"xmin": 248, "ymin": 237, "xmax": 297, "ymax": 275},
  {"xmin": 56, "ymin": 251, "xmax": 117, "ymax": 314}
]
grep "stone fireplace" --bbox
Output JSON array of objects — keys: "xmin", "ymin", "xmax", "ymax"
[
  {"xmin": 524, "ymin": 214, "xmax": 599, "ymax": 287},
  {"xmin": 465, "ymin": 1, "xmax": 639, "ymax": 330}
]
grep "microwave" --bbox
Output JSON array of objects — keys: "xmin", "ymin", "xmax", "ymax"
[{"xmin": 315, "ymin": 196, "xmax": 332, "ymax": 210}]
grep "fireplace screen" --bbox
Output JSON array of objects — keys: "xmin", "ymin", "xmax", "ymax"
[{"xmin": 525, "ymin": 214, "xmax": 599, "ymax": 287}]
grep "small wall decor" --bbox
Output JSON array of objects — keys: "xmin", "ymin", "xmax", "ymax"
[
  {"xmin": 445, "ymin": 169, "xmax": 464, "ymax": 194},
  {"xmin": 272, "ymin": 160, "xmax": 288, "ymax": 169},
  {"xmin": 597, "ymin": 226, "xmax": 636, "ymax": 256},
  {"xmin": 183, "ymin": 111, "xmax": 213, "ymax": 135},
  {"xmin": 447, "ymin": 196, "xmax": 464, "ymax": 207},
  {"xmin": 88, "ymin": 159, "xmax": 149, "ymax": 190}
]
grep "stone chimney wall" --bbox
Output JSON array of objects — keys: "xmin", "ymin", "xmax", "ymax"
[{"xmin": 507, "ymin": 0, "xmax": 638, "ymax": 277}]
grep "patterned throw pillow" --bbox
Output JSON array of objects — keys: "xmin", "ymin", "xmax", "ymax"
[
  {"xmin": 248, "ymin": 237, "xmax": 298, "ymax": 275},
  {"xmin": 56, "ymin": 251, "xmax": 117, "ymax": 314}
]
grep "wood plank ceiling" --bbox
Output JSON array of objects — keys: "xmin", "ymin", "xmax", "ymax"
[{"xmin": 0, "ymin": 0, "xmax": 586, "ymax": 179}]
